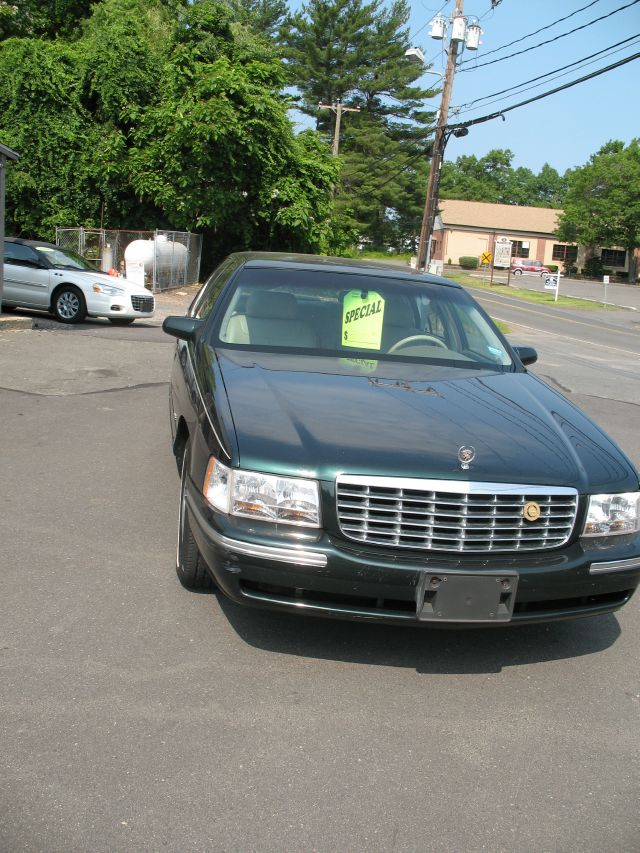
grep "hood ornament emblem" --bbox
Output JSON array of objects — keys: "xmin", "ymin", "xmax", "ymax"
[
  {"xmin": 458, "ymin": 445, "xmax": 476, "ymax": 470},
  {"xmin": 523, "ymin": 501, "xmax": 541, "ymax": 522}
]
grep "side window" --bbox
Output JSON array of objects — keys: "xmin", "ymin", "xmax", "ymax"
[
  {"xmin": 4, "ymin": 244, "xmax": 42, "ymax": 267},
  {"xmin": 191, "ymin": 256, "xmax": 242, "ymax": 319}
]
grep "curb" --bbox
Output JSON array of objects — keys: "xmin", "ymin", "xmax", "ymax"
[{"xmin": 0, "ymin": 314, "xmax": 33, "ymax": 332}]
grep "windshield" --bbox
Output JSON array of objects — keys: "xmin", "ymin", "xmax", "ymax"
[
  {"xmin": 213, "ymin": 267, "xmax": 513, "ymax": 370},
  {"xmin": 36, "ymin": 246, "xmax": 99, "ymax": 271}
]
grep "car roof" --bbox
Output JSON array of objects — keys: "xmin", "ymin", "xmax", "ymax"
[
  {"xmin": 228, "ymin": 251, "xmax": 461, "ymax": 289},
  {"xmin": 5, "ymin": 236, "xmax": 58, "ymax": 250}
]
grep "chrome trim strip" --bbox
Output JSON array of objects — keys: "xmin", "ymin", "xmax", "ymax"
[
  {"xmin": 336, "ymin": 474, "xmax": 578, "ymax": 496},
  {"xmin": 209, "ymin": 527, "xmax": 327, "ymax": 568},
  {"xmin": 589, "ymin": 557, "xmax": 640, "ymax": 575},
  {"xmin": 186, "ymin": 346, "xmax": 231, "ymax": 460},
  {"xmin": 241, "ymin": 589, "xmax": 412, "ymax": 619}
]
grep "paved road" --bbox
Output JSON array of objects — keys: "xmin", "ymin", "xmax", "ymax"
[
  {"xmin": 466, "ymin": 286, "xmax": 640, "ymax": 469},
  {"xmin": 0, "ymin": 290, "xmax": 639, "ymax": 852},
  {"xmin": 470, "ymin": 270, "xmax": 640, "ymax": 312}
]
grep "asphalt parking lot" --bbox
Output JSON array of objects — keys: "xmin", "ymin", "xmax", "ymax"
[{"xmin": 0, "ymin": 289, "xmax": 639, "ymax": 852}]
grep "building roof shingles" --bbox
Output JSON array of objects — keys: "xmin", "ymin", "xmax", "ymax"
[{"xmin": 439, "ymin": 199, "xmax": 561, "ymax": 235}]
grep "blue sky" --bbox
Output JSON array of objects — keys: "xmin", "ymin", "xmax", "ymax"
[
  {"xmin": 288, "ymin": 0, "xmax": 640, "ymax": 174},
  {"xmin": 406, "ymin": 0, "xmax": 640, "ymax": 173}
]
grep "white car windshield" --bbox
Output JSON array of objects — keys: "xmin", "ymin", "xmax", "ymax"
[{"xmin": 36, "ymin": 246, "xmax": 98, "ymax": 271}]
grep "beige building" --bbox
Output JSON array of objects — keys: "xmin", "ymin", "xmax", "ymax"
[{"xmin": 432, "ymin": 199, "xmax": 578, "ymax": 270}]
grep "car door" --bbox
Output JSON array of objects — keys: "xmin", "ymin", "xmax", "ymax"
[{"xmin": 3, "ymin": 243, "xmax": 52, "ymax": 307}]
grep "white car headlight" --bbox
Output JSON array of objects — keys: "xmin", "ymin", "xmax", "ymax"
[
  {"xmin": 203, "ymin": 458, "xmax": 320, "ymax": 527},
  {"xmin": 582, "ymin": 492, "xmax": 640, "ymax": 537},
  {"xmin": 92, "ymin": 282, "xmax": 125, "ymax": 296}
]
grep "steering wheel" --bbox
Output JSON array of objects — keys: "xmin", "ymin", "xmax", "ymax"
[{"xmin": 388, "ymin": 334, "xmax": 448, "ymax": 354}]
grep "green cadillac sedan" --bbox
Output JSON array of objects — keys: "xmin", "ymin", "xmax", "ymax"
[{"xmin": 162, "ymin": 253, "xmax": 640, "ymax": 626}]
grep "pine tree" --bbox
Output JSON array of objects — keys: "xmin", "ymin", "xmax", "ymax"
[{"xmin": 282, "ymin": 0, "xmax": 436, "ymax": 248}]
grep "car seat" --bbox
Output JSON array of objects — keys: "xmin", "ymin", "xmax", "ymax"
[{"xmin": 223, "ymin": 291, "xmax": 317, "ymax": 347}]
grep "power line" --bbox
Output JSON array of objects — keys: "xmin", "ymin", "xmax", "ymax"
[
  {"xmin": 366, "ymin": 51, "xmax": 640, "ymax": 198},
  {"xmin": 459, "ymin": 0, "xmax": 640, "ymax": 72},
  {"xmin": 460, "ymin": 0, "xmax": 605, "ymax": 65},
  {"xmin": 454, "ymin": 33, "xmax": 640, "ymax": 114},
  {"xmin": 448, "ymin": 51, "xmax": 640, "ymax": 130}
]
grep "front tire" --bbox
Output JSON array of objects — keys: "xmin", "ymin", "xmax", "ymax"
[
  {"xmin": 53, "ymin": 286, "xmax": 87, "ymax": 324},
  {"xmin": 177, "ymin": 447, "xmax": 215, "ymax": 591},
  {"xmin": 512, "ymin": 269, "xmax": 522, "ymax": 276}
]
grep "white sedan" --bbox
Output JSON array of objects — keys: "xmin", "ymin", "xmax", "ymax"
[{"xmin": 2, "ymin": 237, "xmax": 155, "ymax": 324}]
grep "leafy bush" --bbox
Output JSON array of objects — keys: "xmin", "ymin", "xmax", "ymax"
[
  {"xmin": 459, "ymin": 256, "xmax": 478, "ymax": 269},
  {"xmin": 582, "ymin": 256, "xmax": 604, "ymax": 278},
  {"xmin": 547, "ymin": 264, "xmax": 559, "ymax": 272}
]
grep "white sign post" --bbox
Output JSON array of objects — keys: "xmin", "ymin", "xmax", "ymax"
[
  {"xmin": 544, "ymin": 271, "xmax": 561, "ymax": 301},
  {"xmin": 603, "ymin": 274, "xmax": 610, "ymax": 309},
  {"xmin": 492, "ymin": 237, "xmax": 513, "ymax": 286},
  {"xmin": 493, "ymin": 237, "xmax": 513, "ymax": 269}
]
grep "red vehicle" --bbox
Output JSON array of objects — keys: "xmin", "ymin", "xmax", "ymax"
[{"xmin": 510, "ymin": 258, "xmax": 551, "ymax": 276}]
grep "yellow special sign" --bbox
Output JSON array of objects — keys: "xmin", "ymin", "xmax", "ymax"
[
  {"xmin": 481, "ymin": 251, "xmax": 492, "ymax": 265},
  {"xmin": 342, "ymin": 290, "xmax": 385, "ymax": 350}
]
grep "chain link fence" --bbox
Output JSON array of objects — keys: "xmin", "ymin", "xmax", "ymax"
[{"xmin": 55, "ymin": 227, "xmax": 202, "ymax": 293}]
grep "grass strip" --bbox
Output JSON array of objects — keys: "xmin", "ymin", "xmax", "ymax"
[{"xmin": 446, "ymin": 272, "xmax": 603, "ymax": 310}]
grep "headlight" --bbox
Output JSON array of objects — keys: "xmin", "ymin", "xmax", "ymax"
[
  {"xmin": 582, "ymin": 492, "xmax": 640, "ymax": 537},
  {"xmin": 203, "ymin": 458, "xmax": 320, "ymax": 527},
  {"xmin": 92, "ymin": 282, "xmax": 125, "ymax": 296}
]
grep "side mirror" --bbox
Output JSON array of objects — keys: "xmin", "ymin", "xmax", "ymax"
[
  {"xmin": 162, "ymin": 316, "xmax": 204, "ymax": 342},
  {"xmin": 513, "ymin": 345, "xmax": 538, "ymax": 367}
]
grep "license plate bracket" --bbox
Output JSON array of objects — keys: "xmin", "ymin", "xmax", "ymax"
[{"xmin": 416, "ymin": 571, "xmax": 518, "ymax": 623}]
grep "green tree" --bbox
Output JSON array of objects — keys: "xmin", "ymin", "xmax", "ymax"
[
  {"xmin": 0, "ymin": 0, "xmax": 95, "ymax": 39},
  {"xmin": 128, "ymin": 0, "xmax": 342, "ymax": 255},
  {"xmin": 1, "ymin": 0, "xmax": 344, "ymax": 260},
  {"xmin": 230, "ymin": 0, "xmax": 288, "ymax": 37},
  {"xmin": 282, "ymin": 0, "xmax": 435, "ymax": 249},
  {"xmin": 556, "ymin": 140, "xmax": 640, "ymax": 283},
  {"xmin": 0, "ymin": 37, "xmax": 98, "ymax": 233},
  {"xmin": 440, "ymin": 149, "xmax": 567, "ymax": 208}
]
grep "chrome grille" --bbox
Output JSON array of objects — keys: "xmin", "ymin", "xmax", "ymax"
[
  {"xmin": 336, "ymin": 475, "xmax": 578, "ymax": 553},
  {"xmin": 131, "ymin": 295, "xmax": 154, "ymax": 313}
]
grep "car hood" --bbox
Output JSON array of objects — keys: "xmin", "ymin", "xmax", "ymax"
[
  {"xmin": 215, "ymin": 350, "xmax": 638, "ymax": 493},
  {"xmin": 59, "ymin": 269, "xmax": 150, "ymax": 295}
]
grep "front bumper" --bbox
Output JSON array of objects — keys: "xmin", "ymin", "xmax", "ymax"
[
  {"xmin": 185, "ymin": 483, "xmax": 640, "ymax": 626},
  {"xmin": 87, "ymin": 291, "xmax": 155, "ymax": 320}
]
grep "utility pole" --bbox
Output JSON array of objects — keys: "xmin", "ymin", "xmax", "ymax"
[
  {"xmin": 416, "ymin": 0, "xmax": 464, "ymax": 271},
  {"xmin": 0, "ymin": 143, "xmax": 20, "ymax": 314},
  {"xmin": 318, "ymin": 100, "xmax": 361, "ymax": 157}
]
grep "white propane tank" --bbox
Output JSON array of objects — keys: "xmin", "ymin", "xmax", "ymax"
[
  {"xmin": 153, "ymin": 234, "xmax": 188, "ymax": 279},
  {"xmin": 124, "ymin": 239, "xmax": 155, "ymax": 285},
  {"xmin": 124, "ymin": 236, "xmax": 188, "ymax": 287}
]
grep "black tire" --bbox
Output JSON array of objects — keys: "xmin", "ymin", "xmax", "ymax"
[
  {"xmin": 512, "ymin": 269, "xmax": 522, "ymax": 276},
  {"xmin": 53, "ymin": 286, "xmax": 87, "ymax": 324},
  {"xmin": 1, "ymin": 304, "xmax": 16, "ymax": 312},
  {"xmin": 109, "ymin": 317, "xmax": 135, "ymax": 326},
  {"xmin": 177, "ymin": 447, "xmax": 215, "ymax": 591}
]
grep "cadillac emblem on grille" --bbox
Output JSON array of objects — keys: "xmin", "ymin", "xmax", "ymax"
[
  {"xmin": 457, "ymin": 445, "xmax": 475, "ymax": 470},
  {"xmin": 523, "ymin": 501, "xmax": 541, "ymax": 522}
]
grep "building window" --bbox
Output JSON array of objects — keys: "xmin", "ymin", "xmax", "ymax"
[
  {"xmin": 552, "ymin": 244, "xmax": 578, "ymax": 264},
  {"xmin": 600, "ymin": 248, "xmax": 626, "ymax": 268},
  {"xmin": 510, "ymin": 241, "xmax": 529, "ymax": 259}
]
